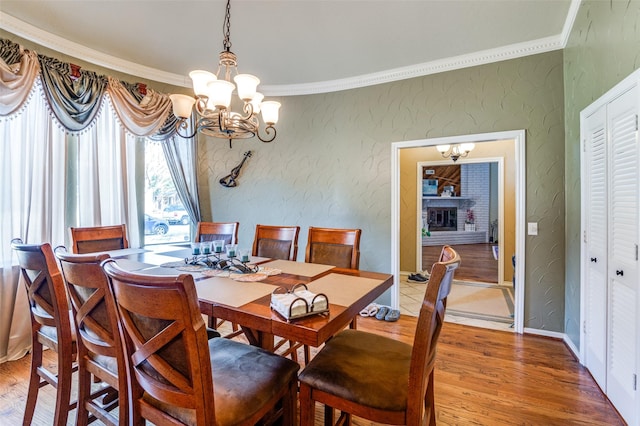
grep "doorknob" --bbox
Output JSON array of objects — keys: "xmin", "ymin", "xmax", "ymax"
[
  {"xmin": 590, "ymin": 257, "xmax": 597, "ymax": 263},
  {"xmin": 616, "ymin": 270, "xmax": 624, "ymax": 276}
]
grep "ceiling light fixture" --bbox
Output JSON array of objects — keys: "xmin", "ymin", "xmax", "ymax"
[
  {"xmin": 436, "ymin": 143, "xmax": 475, "ymax": 162},
  {"xmin": 169, "ymin": 0, "xmax": 280, "ymax": 148}
]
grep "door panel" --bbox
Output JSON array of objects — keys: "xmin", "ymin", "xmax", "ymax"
[
  {"xmin": 584, "ymin": 106, "xmax": 608, "ymax": 390},
  {"xmin": 606, "ymin": 87, "xmax": 638, "ymax": 423}
]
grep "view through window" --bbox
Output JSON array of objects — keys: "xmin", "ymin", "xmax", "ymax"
[{"xmin": 144, "ymin": 140, "xmax": 190, "ymax": 245}]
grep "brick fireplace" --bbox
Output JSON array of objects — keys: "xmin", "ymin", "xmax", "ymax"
[{"xmin": 422, "ymin": 163, "xmax": 491, "ymax": 246}]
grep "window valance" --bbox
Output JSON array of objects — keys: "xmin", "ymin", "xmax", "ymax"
[{"xmin": 0, "ymin": 38, "xmax": 179, "ymax": 139}]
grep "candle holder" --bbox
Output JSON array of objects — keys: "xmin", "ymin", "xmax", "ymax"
[{"xmin": 184, "ymin": 242, "xmax": 258, "ymax": 273}]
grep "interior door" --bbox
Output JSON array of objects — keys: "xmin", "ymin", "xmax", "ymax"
[
  {"xmin": 583, "ymin": 106, "xmax": 608, "ymax": 391},
  {"xmin": 606, "ymin": 87, "xmax": 638, "ymax": 423}
]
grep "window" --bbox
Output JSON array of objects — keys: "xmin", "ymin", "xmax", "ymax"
[{"xmin": 144, "ymin": 140, "xmax": 190, "ymax": 245}]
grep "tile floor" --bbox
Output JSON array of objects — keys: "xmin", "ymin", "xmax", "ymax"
[{"xmin": 399, "ymin": 273, "xmax": 514, "ymax": 332}]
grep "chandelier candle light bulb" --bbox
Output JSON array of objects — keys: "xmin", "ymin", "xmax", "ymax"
[{"xmin": 169, "ymin": 0, "xmax": 281, "ymax": 148}]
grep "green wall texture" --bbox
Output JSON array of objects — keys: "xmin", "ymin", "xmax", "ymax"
[
  {"xmin": 199, "ymin": 50, "xmax": 567, "ymax": 332},
  {"xmin": 563, "ymin": 0, "xmax": 640, "ymax": 347},
  {"xmin": 7, "ymin": 0, "xmax": 640, "ymax": 338}
]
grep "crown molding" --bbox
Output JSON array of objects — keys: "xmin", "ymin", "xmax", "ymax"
[
  {"xmin": 264, "ymin": 36, "xmax": 564, "ymax": 96},
  {"xmin": 1, "ymin": 12, "xmax": 190, "ymax": 87},
  {"xmin": 2, "ymin": 11, "xmax": 567, "ymax": 97}
]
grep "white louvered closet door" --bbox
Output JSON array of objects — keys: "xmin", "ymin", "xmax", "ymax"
[
  {"xmin": 606, "ymin": 87, "xmax": 638, "ymax": 423},
  {"xmin": 583, "ymin": 106, "xmax": 608, "ymax": 391}
]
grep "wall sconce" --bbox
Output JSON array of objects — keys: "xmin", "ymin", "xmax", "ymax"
[{"xmin": 436, "ymin": 143, "xmax": 475, "ymax": 162}]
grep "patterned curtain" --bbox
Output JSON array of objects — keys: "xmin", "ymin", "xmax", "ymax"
[
  {"xmin": 38, "ymin": 55, "xmax": 107, "ymax": 132},
  {"xmin": 0, "ymin": 39, "xmax": 40, "ymax": 116}
]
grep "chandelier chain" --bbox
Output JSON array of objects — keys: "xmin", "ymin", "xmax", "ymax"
[{"xmin": 223, "ymin": 0, "xmax": 232, "ymax": 52}]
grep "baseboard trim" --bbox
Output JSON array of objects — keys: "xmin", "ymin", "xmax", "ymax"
[{"xmin": 523, "ymin": 328, "xmax": 580, "ymax": 360}]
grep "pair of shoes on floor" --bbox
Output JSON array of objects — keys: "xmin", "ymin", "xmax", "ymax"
[
  {"xmin": 374, "ymin": 306, "xmax": 401, "ymax": 322},
  {"xmin": 407, "ymin": 273, "xmax": 428, "ymax": 283},
  {"xmin": 359, "ymin": 303, "xmax": 379, "ymax": 317}
]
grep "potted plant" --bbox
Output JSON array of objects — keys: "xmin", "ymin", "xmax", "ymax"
[{"xmin": 465, "ymin": 209, "xmax": 476, "ymax": 231}]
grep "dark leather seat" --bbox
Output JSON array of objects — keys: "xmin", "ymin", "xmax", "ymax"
[
  {"xmin": 102, "ymin": 260, "xmax": 299, "ymax": 426},
  {"xmin": 298, "ymin": 245, "xmax": 461, "ymax": 426}
]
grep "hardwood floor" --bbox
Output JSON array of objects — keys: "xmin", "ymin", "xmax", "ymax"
[
  {"xmin": 0, "ymin": 318, "xmax": 623, "ymax": 425},
  {"xmin": 423, "ymin": 243, "xmax": 499, "ymax": 283}
]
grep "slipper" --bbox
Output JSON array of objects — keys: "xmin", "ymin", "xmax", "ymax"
[
  {"xmin": 359, "ymin": 303, "xmax": 379, "ymax": 317},
  {"xmin": 375, "ymin": 306, "xmax": 389, "ymax": 321},
  {"xmin": 384, "ymin": 309, "xmax": 401, "ymax": 322},
  {"xmin": 407, "ymin": 273, "xmax": 428, "ymax": 283}
]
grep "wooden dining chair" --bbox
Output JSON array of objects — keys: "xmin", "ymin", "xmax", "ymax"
[
  {"xmin": 293, "ymin": 226, "xmax": 362, "ymax": 363},
  {"xmin": 195, "ymin": 221, "xmax": 239, "ymax": 245},
  {"xmin": 252, "ymin": 224, "xmax": 300, "ymax": 261},
  {"xmin": 10, "ymin": 239, "xmax": 77, "ymax": 426},
  {"xmin": 55, "ymin": 249, "xmax": 128, "ymax": 426},
  {"xmin": 298, "ymin": 246, "xmax": 461, "ymax": 426},
  {"xmin": 195, "ymin": 221, "xmax": 242, "ymax": 337},
  {"xmin": 102, "ymin": 260, "xmax": 300, "ymax": 426},
  {"xmin": 69, "ymin": 224, "xmax": 129, "ymax": 254},
  {"xmin": 305, "ymin": 226, "xmax": 362, "ymax": 269}
]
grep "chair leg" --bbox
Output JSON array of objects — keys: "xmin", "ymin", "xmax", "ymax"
[
  {"xmin": 426, "ymin": 372, "xmax": 436, "ymax": 426},
  {"xmin": 298, "ymin": 383, "xmax": 315, "ymax": 426},
  {"xmin": 75, "ymin": 359, "xmax": 91, "ymax": 426},
  {"xmin": 22, "ymin": 341, "xmax": 42, "ymax": 426},
  {"xmin": 282, "ymin": 379, "xmax": 297, "ymax": 426},
  {"xmin": 53, "ymin": 353, "xmax": 74, "ymax": 426}
]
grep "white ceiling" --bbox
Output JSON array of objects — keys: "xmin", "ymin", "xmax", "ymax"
[{"xmin": 1, "ymin": 0, "xmax": 576, "ymax": 95}]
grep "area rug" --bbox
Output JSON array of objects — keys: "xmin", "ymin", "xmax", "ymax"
[{"xmin": 446, "ymin": 280, "xmax": 514, "ymax": 323}]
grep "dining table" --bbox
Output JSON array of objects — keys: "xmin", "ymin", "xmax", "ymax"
[{"xmin": 100, "ymin": 243, "xmax": 394, "ymax": 352}]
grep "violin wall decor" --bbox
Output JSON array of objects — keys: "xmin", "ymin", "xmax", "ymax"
[{"xmin": 219, "ymin": 151, "xmax": 252, "ymax": 188}]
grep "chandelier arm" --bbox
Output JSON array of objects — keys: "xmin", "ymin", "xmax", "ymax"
[
  {"xmin": 175, "ymin": 119, "xmax": 197, "ymax": 139},
  {"xmin": 256, "ymin": 125, "xmax": 277, "ymax": 143}
]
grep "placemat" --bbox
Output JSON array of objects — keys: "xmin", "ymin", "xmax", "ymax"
[
  {"xmin": 306, "ymin": 273, "xmax": 384, "ymax": 307},
  {"xmin": 260, "ymin": 260, "xmax": 334, "ymax": 277},
  {"xmin": 102, "ymin": 248, "xmax": 149, "ymax": 256},
  {"xmin": 110, "ymin": 258, "xmax": 155, "ymax": 272},
  {"xmin": 195, "ymin": 277, "xmax": 277, "ymax": 307}
]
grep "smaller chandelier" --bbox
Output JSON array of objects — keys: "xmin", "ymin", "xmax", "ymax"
[
  {"xmin": 169, "ymin": 0, "xmax": 280, "ymax": 148},
  {"xmin": 436, "ymin": 143, "xmax": 475, "ymax": 162}
]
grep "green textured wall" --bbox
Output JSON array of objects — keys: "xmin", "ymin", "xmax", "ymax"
[
  {"xmin": 563, "ymin": 0, "xmax": 640, "ymax": 347},
  {"xmin": 200, "ymin": 51, "xmax": 566, "ymax": 331}
]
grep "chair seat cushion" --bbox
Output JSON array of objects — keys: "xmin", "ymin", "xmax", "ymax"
[
  {"xmin": 298, "ymin": 329, "xmax": 412, "ymax": 412},
  {"xmin": 144, "ymin": 337, "xmax": 299, "ymax": 426}
]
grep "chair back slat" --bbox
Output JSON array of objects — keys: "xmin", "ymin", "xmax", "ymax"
[
  {"xmin": 70, "ymin": 225, "xmax": 129, "ymax": 254},
  {"xmin": 195, "ymin": 221, "xmax": 239, "ymax": 245},
  {"xmin": 407, "ymin": 245, "xmax": 460, "ymax": 418},
  {"xmin": 305, "ymin": 227, "xmax": 362, "ymax": 269},
  {"xmin": 252, "ymin": 224, "xmax": 300, "ymax": 260},
  {"xmin": 102, "ymin": 260, "xmax": 216, "ymax": 424},
  {"xmin": 56, "ymin": 251, "xmax": 121, "ymax": 358},
  {"xmin": 11, "ymin": 240, "xmax": 77, "ymax": 426},
  {"xmin": 56, "ymin": 249, "xmax": 129, "ymax": 425},
  {"xmin": 12, "ymin": 241, "xmax": 72, "ymax": 337}
]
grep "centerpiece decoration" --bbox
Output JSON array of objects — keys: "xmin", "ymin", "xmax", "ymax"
[{"xmin": 187, "ymin": 240, "xmax": 258, "ymax": 274}]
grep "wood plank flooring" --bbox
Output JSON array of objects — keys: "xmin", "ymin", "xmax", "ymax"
[
  {"xmin": 423, "ymin": 243, "xmax": 499, "ymax": 283},
  {"xmin": 0, "ymin": 318, "xmax": 623, "ymax": 425}
]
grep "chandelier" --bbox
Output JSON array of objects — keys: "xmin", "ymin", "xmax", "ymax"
[
  {"xmin": 436, "ymin": 143, "xmax": 475, "ymax": 162},
  {"xmin": 169, "ymin": 0, "xmax": 280, "ymax": 148}
]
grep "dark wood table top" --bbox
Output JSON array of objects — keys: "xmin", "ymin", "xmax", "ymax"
[{"xmin": 108, "ymin": 245, "xmax": 393, "ymax": 351}]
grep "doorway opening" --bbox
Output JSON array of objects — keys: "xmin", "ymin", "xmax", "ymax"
[{"xmin": 390, "ymin": 130, "xmax": 525, "ymax": 333}]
